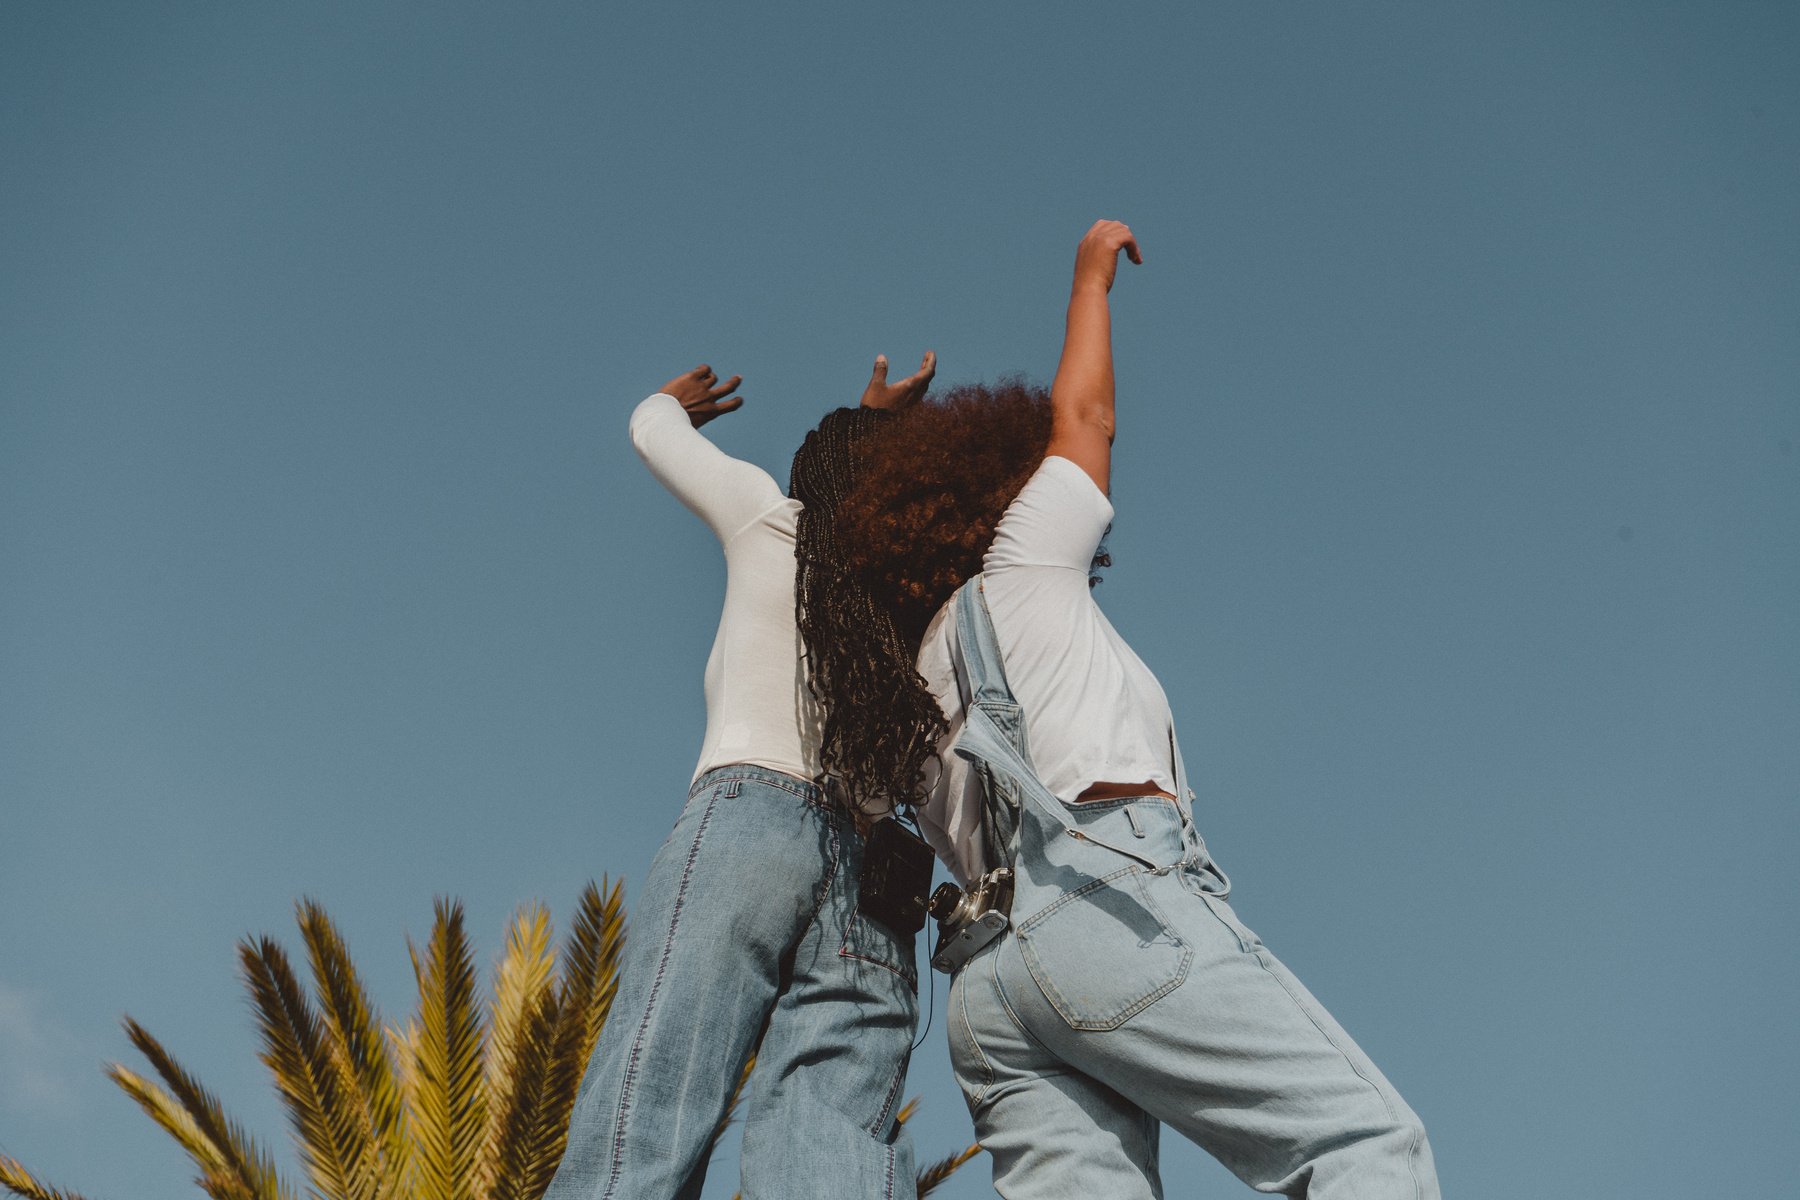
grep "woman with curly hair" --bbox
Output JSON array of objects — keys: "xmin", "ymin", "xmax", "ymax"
[
  {"xmin": 837, "ymin": 221, "xmax": 1441, "ymax": 1199},
  {"xmin": 545, "ymin": 355, "xmax": 934, "ymax": 1200}
]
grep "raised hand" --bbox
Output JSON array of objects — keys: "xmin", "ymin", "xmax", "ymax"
[
  {"xmin": 660, "ymin": 364, "xmax": 745, "ymax": 428},
  {"xmin": 858, "ymin": 350, "xmax": 937, "ymax": 411},
  {"xmin": 1071, "ymin": 219, "xmax": 1143, "ymax": 294}
]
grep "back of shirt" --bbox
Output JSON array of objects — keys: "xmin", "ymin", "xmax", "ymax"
[
  {"xmin": 629, "ymin": 393, "xmax": 824, "ymax": 787},
  {"xmin": 916, "ymin": 455, "xmax": 1176, "ymax": 883}
]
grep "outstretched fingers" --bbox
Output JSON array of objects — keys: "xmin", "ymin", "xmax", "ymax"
[
  {"xmin": 659, "ymin": 363, "xmax": 746, "ymax": 427},
  {"xmin": 860, "ymin": 349, "xmax": 937, "ymax": 410}
]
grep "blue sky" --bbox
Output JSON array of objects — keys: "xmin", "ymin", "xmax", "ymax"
[{"xmin": 2, "ymin": 3, "xmax": 1796, "ymax": 1197}]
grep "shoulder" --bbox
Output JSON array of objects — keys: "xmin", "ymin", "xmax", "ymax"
[{"xmin": 985, "ymin": 456, "xmax": 1114, "ymax": 573}]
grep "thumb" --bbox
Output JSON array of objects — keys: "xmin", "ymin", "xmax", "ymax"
[{"xmin": 869, "ymin": 354, "xmax": 889, "ymax": 386}]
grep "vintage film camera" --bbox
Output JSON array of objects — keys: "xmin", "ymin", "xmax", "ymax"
[
  {"xmin": 858, "ymin": 815, "xmax": 937, "ymax": 936},
  {"xmin": 927, "ymin": 867, "xmax": 1014, "ymax": 974}
]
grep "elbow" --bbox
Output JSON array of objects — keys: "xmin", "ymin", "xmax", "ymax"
[{"xmin": 628, "ymin": 394, "xmax": 673, "ymax": 452}]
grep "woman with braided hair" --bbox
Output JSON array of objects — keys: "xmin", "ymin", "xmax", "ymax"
[
  {"xmin": 545, "ymin": 354, "xmax": 935, "ymax": 1200},
  {"xmin": 838, "ymin": 221, "xmax": 1441, "ymax": 1199}
]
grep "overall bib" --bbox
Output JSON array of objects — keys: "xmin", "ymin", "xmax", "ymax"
[{"xmin": 945, "ymin": 578, "xmax": 1439, "ymax": 1200}]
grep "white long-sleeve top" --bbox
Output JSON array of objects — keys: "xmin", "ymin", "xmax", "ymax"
[
  {"xmin": 629, "ymin": 393, "xmax": 825, "ymax": 785},
  {"xmin": 915, "ymin": 456, "xmax": 1178, "ymax": 884}
]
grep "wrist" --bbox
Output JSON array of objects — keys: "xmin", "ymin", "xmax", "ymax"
[{"xmin": 1070, "ymin": 275, "xmax": 1111, "ymax": 299}]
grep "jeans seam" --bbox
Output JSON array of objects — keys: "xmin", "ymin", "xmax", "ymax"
[
  {"xmin": 954, "ymin": 967, "xmax": 995, "ymax": 1108},
  {"xmin": 867, "ymin": 1052, "xmax": 907, "ymax": 1139},
  {"xmin": 602, "ymin": 782, "xmax": 722, "ymax": 1199},
  {"xmin": 1252, "ymin": 945, "xmax": 1424, "ymax": 1200},
  {"xmin": 807, "ymin": 817, "xmax": 841, "ymax": 927},
  {"xmin": 990, "ymin": 944, "xmax": 1058, "ymax": 1061},
  {"xmin": 840, "ymin": 945, "xmax": 918, "ymax": 987}
]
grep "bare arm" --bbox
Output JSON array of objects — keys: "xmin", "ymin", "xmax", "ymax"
[{"xmin": 1044, "ymin": 220, "xmax": 1142, "ymax": 496}]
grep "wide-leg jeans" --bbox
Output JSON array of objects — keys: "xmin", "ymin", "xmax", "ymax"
[
  {"xmin": 545, "ymin": 764, "xmax": 919, "ymax": 1200},
  {"xmin": 947, "ymin": 794, "xmax": 1439, "ymax": 1199}
]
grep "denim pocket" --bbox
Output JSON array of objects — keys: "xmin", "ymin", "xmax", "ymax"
[
  {"xmin": 1014, "ymin": 865, "xmax": 1193, "ymax": 1031},
  {"xmin": 841, "ymin": 907, "xmax": 919, "ymax": 989}
]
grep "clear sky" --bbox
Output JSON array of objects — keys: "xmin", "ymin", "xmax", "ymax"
[{"xmin": 2, "ymin": 3, "xmax": 1796, "ymax": 1198}]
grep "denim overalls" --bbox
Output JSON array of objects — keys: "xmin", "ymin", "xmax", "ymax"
[{"xmin": 945, "ymin": 577, "xmax": 1440, "ymax": 1200}]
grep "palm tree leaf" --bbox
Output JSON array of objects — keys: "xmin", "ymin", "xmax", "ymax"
[
  {"xmin": 240, "ymin": 934, "xmax": 376, "ymax": 1200},
  {"xmin": 0, "ymin": 1159, "xmax": 96, "ymax": 1200},
  {"xmin": 118, "ymin": 1019, "xmax": 293, "ymax": 1200},
  {"xmin": 481, "ymin": 987, "xmax": 562, "ymax": 1200},
  {"xmin": 530, "ymin": 879, "xmax": 625, "ymax": 1185},
  {"xmin": 296, "ymin": 899, "xmax": 406, "ymax": 1196},
  {"xmin": 480, "ymin": 901, "xmax": 555, "ymax": 1192},
  {"xmin": 108, "ymin": 1063, "xmax": 253, "ymax": 1200},
  {"xmin": 561, "ymin": 880, "xmax": 626, "ymax": 1060},
  {"xmin": 915, "ymin": 1143, "xmax": 982, "ymax": 1197},
  {"xmin": 893, "ymin": 1097, "xmax": 920, "ymax": 1127},
  {"xmin": 403, "ymin": 898, "xmax": 487, "ymax": 1200}
]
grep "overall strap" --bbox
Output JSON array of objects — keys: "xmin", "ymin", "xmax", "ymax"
[
  {"xmin": 953, "ymin": 577, "xmax": 1167, "ymax": 873},
  {"xmin": 954, "ymin": 575, "xmax": 1018, "ymax": 708}
]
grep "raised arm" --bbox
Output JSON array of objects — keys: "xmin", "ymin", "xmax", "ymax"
[
  {"xmin": 629, "ymin": 364, "xmax": 786, "ymax": 544},
  {"xmin": 1044, "ymin": 220, "xmax": 1142, "ymax": 496}
]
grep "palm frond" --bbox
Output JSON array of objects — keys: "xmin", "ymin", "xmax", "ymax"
[
  {"xmin": 239, "ymin": 934, "xmax": 376, "ymax": 1200},
  {"xmin": 118, "ymin": 1018, "xmax": 293, "ymax": 1200},
  {"xmin": 107, "ymin": 1064, "xmax": 230, "ymax": 1188},
  {"xmin": 297, "ymin": 899, "xmax": 406, "ymax": 1195},
  {"xmin": 481, "ymin": 988, "xmax": 562, "ymax": 1200},
  {"xmin": 196, "ymin": 1173, "xmax": 258, "ymax": 1200},
  {"xmin": 403, "ymin": 898, "xmax": 487, "ymax": 1200},
  {"xmin": 561, "ymin": 879, "xmax": 626, "ymax": 1062},
  {"xmin": 530, "ymin": 878, "xmax": 626, "ymax": 1187},
  {"xmin": 915, "ymin": 1143, "xmax": 982, "ymax": 1197},
  {"xmin": 0, "ymin": 1157, "xmax": 98, "ymax": 1200},
  {"xmin": 480, "ymin": 901, "xmax": 555, "ymax": 1191}
]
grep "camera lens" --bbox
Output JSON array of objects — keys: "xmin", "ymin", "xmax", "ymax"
[{"xmin": 927, "ymin": 882, "xmax": 964, "ymax": 923}]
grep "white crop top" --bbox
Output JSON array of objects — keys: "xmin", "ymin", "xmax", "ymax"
[
  {"xmin": 628, "ymin": 393, "xmax": 825, "ymax": 788},
  {"xmin": 915, "ymin": 455, "xmax": 1178, "ymax": 883}
]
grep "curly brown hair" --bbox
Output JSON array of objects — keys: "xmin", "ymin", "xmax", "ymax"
[{"xmin": 837, "ymin": 378, "xmax": 1060, "ymax": 645}]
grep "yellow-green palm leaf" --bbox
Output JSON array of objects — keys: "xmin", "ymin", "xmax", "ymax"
[
  {"xmin": 0, "ymin": 1156, "xmax": 97, "ymax": 1200},
  {"xmin": 241, "ymin": 934, "xmax": 383, "ymax": 1200},
  {"xmin": 402, "ymin": 898, "xmax": 487, "ymax": 1200},
  {"xmin": 525, "ymin": 879, "xmax": 625, "ymax": 1195},
  {"xmin": 114, "ymin": 1018, "xmax": 294, "ymax": 1200},
  {"xmin": 916, "ymin": 1143, "xmax": 983, "ymax": 1197},
  {"xmin": 481, "ymin": 901, "xmax": 556, "ymax": 1190},
  {"xmin": 297, "ymin": 899, "xmax": 406, "ymax": 1196}
]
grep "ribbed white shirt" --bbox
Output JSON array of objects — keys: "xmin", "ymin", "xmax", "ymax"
[
  {"xmin": 916, "ymin": 456, "xmax": 1178, "ymax": 884},
  {"xmin": 629, "ymin": 393, "xmax": 825, "ymax": 786}
]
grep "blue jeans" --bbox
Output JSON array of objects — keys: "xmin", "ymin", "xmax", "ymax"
[
  {"xmin": 948, "ymin": 799, "xmax": 1439, "ymax": 1199},
  {"xmin": 545, "ymin": 765, "xmax": 920, "ymax": 1200},
  {"xmin": 945, "ymin": 578, "xmax": 1439, "ymax": 1199}
]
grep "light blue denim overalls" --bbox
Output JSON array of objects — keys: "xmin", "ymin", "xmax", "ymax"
[{"xmin": 945, "ymin": 577, "xmax": 1440, "ymax": 1200}]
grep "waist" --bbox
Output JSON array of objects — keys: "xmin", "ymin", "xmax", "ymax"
[{"xmin": 690, "ymin": 762, "xmax": 834, "ymax": 810}]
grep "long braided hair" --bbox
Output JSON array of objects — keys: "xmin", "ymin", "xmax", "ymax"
[{"xmin": 790, "ymin": 407, "xmax": 948, "ymax": 816}]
